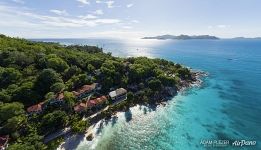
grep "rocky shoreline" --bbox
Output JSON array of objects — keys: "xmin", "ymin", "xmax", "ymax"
[
  {"xmin": 155, "ymin": 70, "xmax": 207, "ymax": 105},
  {"xmin": 85, "ymin": 70, "xmax": 207, "ymax": 138},
  {"xmin": 183, "ymin": 70, "xmax": 208, "ymax": 89},
  {"xmin": 87, "ymin": 70, "xmax": 207, "ymax": 125},
  {"xmin": 57, "ymin": 70, "xmax": 207, "ymax": 149}
]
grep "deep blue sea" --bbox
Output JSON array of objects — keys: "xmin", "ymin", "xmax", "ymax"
[{"xmin": 33, "ymin": 38, "xmax": 261, "ymax": 150}]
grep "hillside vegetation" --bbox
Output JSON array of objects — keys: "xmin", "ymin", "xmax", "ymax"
[{"xmin": 0, "ymin": 34, "xmax": 192, "ymax": 149}]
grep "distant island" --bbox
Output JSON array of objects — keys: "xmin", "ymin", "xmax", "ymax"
[{"xmin": 142, "ymin": 34, "xmax": 219, "ymax": 40}]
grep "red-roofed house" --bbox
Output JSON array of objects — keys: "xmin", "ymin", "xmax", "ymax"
[
  {"xmin": 74, "ymin": 96, "xmax": 107, "ymax": 113},
  {"xmin": 73, "ymin": 83, "xmax": 98, "ymax": 100},
  {"xmin": 74, "ymin": 102, "xmax": 87, "ymax": 113},
  {"xmin": 86, "ymin": 100, "xmax": 95, "ymax": 108},
  {"xmin": 27, "ymin": 102, "xmax": 45, "ymax": 115},
  {"xmin": 0, "ymin": 135, "xmax": 9, "ymax": 150},
  {"xmin": 96, "ymin": 96, "xmax": 108, "ymax": 104},
  {"xmin": 87, "ymin": 96, "xmax": 107, "ymax": 109}
]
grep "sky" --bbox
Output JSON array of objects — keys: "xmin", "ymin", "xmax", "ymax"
[{"xmin": 0, "ymin": 0, "xmax": 260, "ymax": 39}]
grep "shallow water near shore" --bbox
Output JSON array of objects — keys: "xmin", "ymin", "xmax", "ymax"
[{"xmin": 34, "ymin": 39, "xmax": 261, "ymax": 150}]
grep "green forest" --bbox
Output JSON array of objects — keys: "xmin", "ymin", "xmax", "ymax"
[{"xmin": 0, "ymin": 34, "xmax": 192, "ymax": 149}]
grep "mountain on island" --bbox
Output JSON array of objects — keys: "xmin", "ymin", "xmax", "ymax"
[{"xmin": 142, "ymin": 34, "xmax": 220, "ymax": 40}]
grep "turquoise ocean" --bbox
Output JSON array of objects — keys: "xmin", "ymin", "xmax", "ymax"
[{"xmin": 33, "ymin": 38, "xmax": 261, "ymax": 150}]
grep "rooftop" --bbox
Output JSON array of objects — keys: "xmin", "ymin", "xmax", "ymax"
[
  {"xmin": 73, "ymin": 83, "xmax": 97, "ymax": 97},
  {"xmin": 74, "ymin": 96, "xmax": 107, "ymax": 112},
  {"xmin": 109, "ymin": 88, "xmax": 127, "ymax": 98},
  {"xmin": 87, "ymin": 96, "xmax": 107, "ymax": 108},
  {"xmin": 74, "ymin": 102, "xmax": 87, "ymax": 112},
  {"xmin": 27, "ymin": 102, "xmax": 44, "ymax": 113}
]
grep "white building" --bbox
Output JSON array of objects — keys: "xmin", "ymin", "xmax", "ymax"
[{"xmin": 109, "ymin": 88, "xmax": 127, "ymax": 102}]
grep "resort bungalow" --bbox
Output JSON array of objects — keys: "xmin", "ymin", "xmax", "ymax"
[
  {"xmin": 74, "ymin": 96, "xmax": 107, "ymax": 113},
  {"xmin": 0, "ymin": 135, "xmax": 9, "ymax": 150},
  {"xmin": 87, "ymin": 96, "xmax": 107, "ymax": 110},
  {"xmin": 74, "ymin": 102, "xmax": 88, "ymax": 113},
  {"xmin": 109, "ymin": 88, "xmax": 127, "ymax": 103},
  {"xmin": 72, "ymin": 83, "xmax": 98, "ymax": 100},
  {"xmin": 27, "ymin": 102, "xmax": 45, "ymax": 115}
]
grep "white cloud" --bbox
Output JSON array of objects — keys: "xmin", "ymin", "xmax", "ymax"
[
  {"xmin": 50, "ymin": 9, "xmax": 68, "ymax": 16},
  {"xmin": 105, "ymin": 1, "xmax": 115, "ymax": 8},
  {"xmin": 0, "ymin": 4, "xmax": 120, "ymax": 29},
  {"xmin": 122, "ymin": 26, "xmax": 132, "ymax": 29},
  {"xmin": 95, "ymin": 19, "xmax": 120, "ymax": 24},
  {"xmin": 0, "ymin": 4, "xmax": 145, "ymax": 38},
  {"xmin": 12, "ymin": 0, "xmax": 25, "ymax": 4},
  {"xmin": 29, "ymin": 15, "xmax": 120, "ymax": 28},
  {"xmin": 131, "ymin": 20, "xmax": 139, "ymax": 23},
  {"xmin": 217, "ymin": 25, "xmax": 231, "ymax": 28},
  {"xmin": 95, "ymin": 1, "xmax": 119, "ymax": 8},
  {"xmin": 126, "ymin": 4, "xmax": 133, "ymax": 8},
  {"xmin": 76, "ymin": 0, "xmax": 90, "ymax": 5},
  {"xmin": 208, "ymin": 25, "xmax": 231, "ymax": 29},
  {"xmin": 39, "ymin": 16, "xmax": 120, "ymax": 27},
  {"xmin": 94, "ymin": 9, "xmax": 103, "ymax": 15},
  {"xmin": 78, "ymin": 14, "xmax": 97, "ymax": 19}
]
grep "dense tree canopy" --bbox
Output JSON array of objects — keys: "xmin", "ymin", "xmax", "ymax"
[
  {"xmin": 148, "ymin": 79, "xmax": 162, "ymax": 91},
  {"xmin": 41, "ymin": 110, "xmax": 69, "ymax": 134},
  {"xmin": 0, "ymin": 102, "xmax": 24, "ymax": 123},
  {"xmin": 66, "ymin": 74, "xmax": 92, "ymax": 90},
  {"xmin": 0, "ymin": 67, "xmax": 22, "ymax": 88},
  {"xmin": 63, "ymin": 91, "xmax": 77, "ymax": 112},
  {"xmin": 13, "ymin": 82, "xmax": 40, "ymax": 106},
  {"xmin": 0, "ymin": 102, "xmax": 26, "ymax": 136},
  {"xmin": 34, "ymin": 69, "xmax": 62, "ymax": 95},
  {"xmin": 46, "ymin": 55, "xmax": 69, "ymax": 73},
  {"xmin": 0, "ymin": 34, "xmax": 193, "ymax": 149},
  {"xmin": 50, "ymin": 82, "xmax": 65, "ymax": 93}
]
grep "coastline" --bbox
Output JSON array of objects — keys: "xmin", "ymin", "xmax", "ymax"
[
  {"xmin": 0, "ymin": 35, "xmax": 208, "ymax": 149},
  {"xmin": 57, "ymin": 70, "xmax": 207, "ymax": 150}
]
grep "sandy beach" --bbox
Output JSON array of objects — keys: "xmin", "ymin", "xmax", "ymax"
[{"xmin": 57, "ymin": 113, "xmax": 120, "ymax": 150}]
